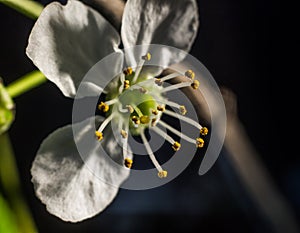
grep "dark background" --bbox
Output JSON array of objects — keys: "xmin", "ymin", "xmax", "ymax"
[{"xmin": 1, "ymin": 0, "xmax": 294, "ymax": 233}]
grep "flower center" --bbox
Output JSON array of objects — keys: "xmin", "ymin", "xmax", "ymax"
[{"xmin": 95, "ymin": 53, "xmax": 208, "ymax": 178}]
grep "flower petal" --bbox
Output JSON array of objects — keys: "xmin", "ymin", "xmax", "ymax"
[
  {"xmin": 121, "ymin": 0, "xmax": 199, "ymax": 51},
  {"xmin": 31, "ymin": 117, "xmax": 130, "ymax": 222},
  {"xmin": 26, "ymin": 1, "xmax": 120, "ymax": 98}
]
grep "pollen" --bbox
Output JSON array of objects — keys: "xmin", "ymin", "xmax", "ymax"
[
  {"xmin": 124, "ymin": 80, "xmax": 130, "ymax": 89},
  {"xmin": 132, "ymin": 116, "xmax": 140, "ymax": 125},
  {"xmin": 196, "ymin": 137, "xmax": 204, "ymax": 148},
  {"xmin": 191, "ymin": 80, "xmax": 200, "ymax": 89},
  {"xmin": 152, "ymin": 109, "xmax": 158, "ymax": 115},
  {"xmin": 142, "ymin": 52, "xmax": 151, "ymax": 61},
  {"xmin": 151, "ymin": 118, "xmax": 157, "ymax": 126},
  {"xmin": 185, "ymin": 70, "xmax": 195, "ymax": 80},
  {"xmin": 121, "ymin": 130, "xmax": 128, "ymax": 138},
  {"xmin": 157, "ymin": 105, "xmax": 165, "ymax": 112},
  {"xmin": 179, "ymin": 105, "xmax": 187, "ymax": 115},
  {"xmin": 123, "ymin": 67, "xmax": 133, "ymax": 76},
  {"xmin": 172, "ymin": 141, "xmax": 181, "ymax": 151},
  {"xmin": 124, "ymin": 158, "xmax": 133, "ymax": 168},
  {"xmin": 200, "ymin": 127, "xmax": 209, "ymax": 136},
  {"xmin": 155, "ymin": 78, "xmax": 163, "ymax": 86},
  {"xmin": 95, "ymin": 131, "xmax": 103, "ymax": 141},
  {"xmin": 98, "ymin": 102, "xmax": 109, "ymax": 112},
  {"xmin": 158, "ymin": 170, "xmax": 168, "ymax": 178},
  {"xmin": 140, "ymin": 115, "xmax": 150, "ymax": 124},
  {"xmin": 126, "ymin": 105, "xmax": 134, "ymax": 113}
]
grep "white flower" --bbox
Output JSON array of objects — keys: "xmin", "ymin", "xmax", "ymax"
[{"xmin": 27, "ymin": 0, "xmax": 201, "ymax": 222}]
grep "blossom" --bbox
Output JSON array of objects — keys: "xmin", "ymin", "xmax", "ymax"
[{"xmin": 27, "ymin": 0, "xmax": 201, "ymax": 222}]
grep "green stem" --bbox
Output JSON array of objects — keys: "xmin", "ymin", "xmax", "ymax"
[
  {"xmin": 0, "ymin": 133, "xmax": 37, "ymax": 233},
  {"xmin": 1, "ymin": 0, "xmax": 43, "ymax": 20},
  {"xmin": 6, "ymin": 71, "xmax": 47, "ymax": 98}
]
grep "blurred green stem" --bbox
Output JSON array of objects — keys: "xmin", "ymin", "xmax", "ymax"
[
  {"xmin": 0, "ymin": 133, "xmax": 37, "ymax": 233},
  {"xmin": 6, "ymin": 71, "xmax": 47, "ymax": 98},
  {"xmin": 1, "ymin": 0, "xmax": 43, "ymax": 20}
]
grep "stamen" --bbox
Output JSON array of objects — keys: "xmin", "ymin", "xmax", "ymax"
[
  {"xmin": 191, "ymin": 80, "xmax": 200, "ymax": 89},
  {"xmin": 124, "ymin": 158, "xmax": 133, "ymax": 168},
  {"xmin": 157, "ymin": 105, "xmax": 165, "ymax": 112},
  {"xmin": 132, "ymin": 116, "xmax": 140, "ymax": 125},
  {"xmin": 97, "ymin": 113, "xmax": 114, "ymax": 132},
  {"xmin": 159, "ymin": 99, "xmax": 187, "ymax": 115},
  {"xmin": 196, "ymin": 137, "xmax": 205, "ymax": 148},
  {"xmin": 119, "ymin": 73, "xmax": 125, "ymax": 93},
  {"xmin": 121, "ymin": 129, "xmax": 128, "ymax": 138},
  {"xmin": 105, "ymin": 98, "xmax": 118, "ymax": 106},
  {"xmin": 158, "ymin": 170, "xmax": 168, "ymax": 178},
  {"xmin": 151, "ymin": 118, "xmax": 157, "ymax": 126},
  {"xmin": 152, "ymin": 109, "xmax": 159, "ymax": 115},
  {"xmin": 200, "ymin": 127, "xmax": 209, "ymax": 136},
  {"xmin": 140, "ymin": 131, "xmax": 164, "ymax": 174},
  {"xmin": 126, "ymin": 105, "xmax": 134, "ymax": 113},
  {"xmin": 98, "ymin": 102, "xmax": 109, "ymax": 112},
  {"xmin": 132, "ymin": 105, "xmax": 143, "ymax": 117},
  {"xmin": 155, "ymin": 78, "xmax": 163, "ymax": 86},
  {"xmin": 157, "ymin": 120, "xmax": 196, "ymax": 144},
  {"xmin": 160, "ymin": 81, "xmax": 192, "ymax": 93},
  {"xmin": 185, "ymin": 70, "xmax": 195, "ymax": 80},
  {"xmin": 95, "ymin": 131, "xmax": 103, "ymax": 141},
  {"xmin": 122, "ymin": 124, "xmax": 130, "ymax": 159},
  {"xmin": 132, "ymin": 53, "xmax": 151, "ymax": 83},
  {"xmin": 151, "ymin": 126, "xmax": 181, "ymax": 152},
  {"xmin": 160, "ymin": 72, "xmax": 181, "ymax": 82},
  {"xmin": 139, "ymin": 87, "xmax": 147, "ymax": 93},
  {"xmin": 123, "ymin": 67, "xmax": 133, "ymax": 76},
  {"xmin": 123, "ymin": 80, "xmax": 130, "ymax": 89},
  {"xmin": 164, "ymin": 109, "xmax": 203, "ymax": 130}
]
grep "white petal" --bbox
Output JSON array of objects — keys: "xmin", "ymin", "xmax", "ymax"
[
  {"xmin": 31, "ymin": 117, "xmax": 130, "ymax": 222},
  {"xmin": 121, "ymin": 0, "xmax": 199, "ymax": 51},
  {"xmin": 26, "ymin": 1, "xmax": 120, "ymax": 98}
]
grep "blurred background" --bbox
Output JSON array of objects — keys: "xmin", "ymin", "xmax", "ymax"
[{"xmin": 1, "ymin": 0, "xmax": 294, "ymax": 233}]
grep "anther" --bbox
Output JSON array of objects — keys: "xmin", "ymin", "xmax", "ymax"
[
  {"xmin": 179, "ymin": 105, "xmax": 187, "ymax": 115},
  {"xmin": 196, "ymin": 138, "xmax": 204, "ymax": 148},
  {"xmin": 123, "ymin": 67, "xmax": 133, "ymax": 76},
  {"xmin": 121, "ymin": 130, "xmax": 128, "ymax": 138},
  {"xmin": 155, "ymin": 78, "xmax": 163, "ymax": 86},
  {"xmin": 151, "ymin": 118, "xmax": 157, "ymax": 126},
  {"xmin": 191, "ymin": 80, "xmax": 199, "ymax": 89},
  {"xmin": 142, "ymin": 52, "xmax": 151, "ymax": 61},
  {"xmin": 152, "ymin": 109, "xmax": 158, "ymax": 115},
  {"xmin": 132, "ymin": 116, "xmax": 140, "ymax": 125},
  {"xmin": 172, "ymin": 141, "xmax": 181, "ymax": 151},
  {"xmin": 95, "ymin": 131, "xmax": 103, "ymax": 141},
  {"xmin": 140, "ymin": 115, "xmax": 150, "ymax": 124},
  {"xmin": 98, "ymin": 102, "xmax": 109, "ymax": 112},
  {"xmin": 200, "ymin": 127, "xmax": 209, "ymax": 136},
  {"xmin": 126, "ymin": 105, "xmax": 134, "ymax": 113},
  {"xmin": 124, "ymin": 158, "xmax": 133, "ymax": 168},
  {"xmin": 157, "ymin": 105, "xmax": 165, "ymax": 112},
  {"xmin": 139, "ymin": 87, "xmax": 147, "ymax": 93},
  {"xmin": 185, "ymin": 70, "xmax": 195, "ymax": 80},
  {"xmin": 158, "ymin": 170, "xmax": 168, "ymax": 178},
  {"xmin": 124, "ymin": 80, "xmax": 130, "ymax": 89}
]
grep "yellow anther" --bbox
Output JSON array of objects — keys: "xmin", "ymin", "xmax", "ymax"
[
  {"xmin": 126, "ymin": 105, "xmax": 134, "ymax": 113},
  {"xmin": 157, "ymin": 105, "xmax": 165, "ymax": 112},
  {"xmin": 152, "ymin": 109, "xmax": 158, "ymax": 115},
  {"xmin": 200, "ymin": 127, "xmax": 209, "ymax": 136},
  {"xmin": 95, "ymin": 131, "xmax": 103, "ymax": 141},
  {"xmin": 123, "ymin": 67, "xmax": 133, "ymax": 76},
  {"xmin": 98, "ymin": 102, "xmax": 109, "ymax": 112},
  {"xmin": 172, "ymin": 141, "xmax": 181, "ymax": 151},
  {"xmin": 196, "ymin": 137, "xmax": 204, "ymax": 148},
  {"xmin": 132, "ymin": 116, "xmax": 140, "ymax": 125},
  {"xmin": 142, "ymin": 52, "xmax": 151, "ymax": 61},
  {"xmin": 155, "ymin": 78, "xmax": 163, "ymax": 86},
  {"xmin": 179, "ymin": 105, "xmax": 187, "ymax": 115},
  {"xmin": 121, "ymin": 130, "xmax": 128, "ymax": 138},
  {"xmin": 151, "ymin": 118, "xmax": 157, "ymax": 126},
  {"xmin": 124, "ymin": 158, "xmax": 133, "ymax": 168},
  {"xmin": 191, "ymin": 80, "xmax": 200, "ymax": 89},
  {"xmin": 185, "ymin": 70, "xmax": 195, "ymax": 80},
  {"xmin": 140, "ymin": 115, "xmax": 150, "ymax": 124},
  {"xmin": 124, "ymin": 80, "xmax": 130, "ymax": 89},
  {"xmin": 158, "ymin": 170, "xmax": 168, "ymax": 178}
]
